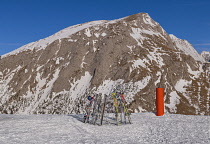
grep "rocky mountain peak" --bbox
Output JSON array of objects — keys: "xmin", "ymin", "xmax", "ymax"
[{"xmin": 0, "ymin": 13, "xmax": 209, "ymax": 115}]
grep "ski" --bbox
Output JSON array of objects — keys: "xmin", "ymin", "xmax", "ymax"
[
  {"xmin": 83, "ymin": 88, "xmax": 132, "ymax": 125},
  {"xmin": 100, "ymin": 94, "xmax": 107, "ymax": 125},
  {"xmin": 91, "ymin": 94, "xmax": 98, "ymax": 124},
  {"xmin": 120, "ymin": 93, "xmax": 132, "ymax": 124},
  {"xmin": 93, "ymin": 93, "xmax": 102, "ymax": 125},
  {"xmin": 112, "ymin": 92, "xmax": 119, "ymax": 125}
]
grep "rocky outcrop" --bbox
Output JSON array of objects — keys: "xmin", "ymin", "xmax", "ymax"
[{"xmin": 0, "ymin": 13, "xmax": 209, "ymax": 115}]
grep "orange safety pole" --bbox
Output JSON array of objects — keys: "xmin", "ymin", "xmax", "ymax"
[{"xmin": 156, "ymin": 88, "xmax": 164, "ymax": 116}]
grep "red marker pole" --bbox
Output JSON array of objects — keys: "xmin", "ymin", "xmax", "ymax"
[{"xmin": 156, "ymin": 88, "xmax": 164, "ymax": 116}]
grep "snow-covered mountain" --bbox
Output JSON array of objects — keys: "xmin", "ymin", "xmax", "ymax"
[
  {"xmin": 0, "ymin": 13, "xmax": 209, "ymax": 115},
  {"xmin": 201, "ymin": 51, "xmax": 210, "ymax": 62}
]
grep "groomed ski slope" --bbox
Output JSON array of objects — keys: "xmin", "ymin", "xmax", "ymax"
[{"xmin": 0, "ymin": 113, "xmax": 209, "ymax": 144}]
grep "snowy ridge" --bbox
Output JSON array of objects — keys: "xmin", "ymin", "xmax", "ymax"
[
  {"xmin": 201, "ymin": 51, "xmax": 210, "ymax": 55},
  {"xmin": 2, "ymin": 13, "xmax": 162, "ymax": 58},
  {"xmin": 2, "ymin": 20, "xmax": 108, "ymax": 58},
  {"xmin": 200, "ymin": 51, "xmax": 210, "ymax": 62},
  {"xmin": 169, "ymin": 34, "xmax": 204, "ymax": 62}
]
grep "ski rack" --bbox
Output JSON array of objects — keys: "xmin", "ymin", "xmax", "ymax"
[{"xmin": 83, "ymin": 86, "xmax": 132, "ymax": 126}]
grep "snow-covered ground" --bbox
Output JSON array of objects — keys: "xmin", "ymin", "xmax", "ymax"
[{"xmin": 0, "ymin": 113, "xmax": 209, "ymax": 144}]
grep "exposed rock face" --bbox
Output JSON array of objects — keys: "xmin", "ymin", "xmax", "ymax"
[{"xmin": 0, "ymin": 13, "xmax": 209, "ymax": 115}]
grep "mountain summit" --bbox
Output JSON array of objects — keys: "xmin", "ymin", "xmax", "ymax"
[{"xmin": 0, "ymin": 13, "xmax": 209, "ymax": 115}]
